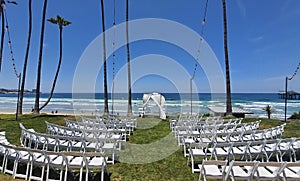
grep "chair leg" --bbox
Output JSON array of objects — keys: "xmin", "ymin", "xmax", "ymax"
[
  {"xmin": 85, "ymin": 167, "xmax": 89, "ymax": 181},
  {"xmin": 12, "ymin": 159, "xmax": 19, "ymax": 179},
  {"xmin": 101, "ymin": 165, "xmax": 104, "ymax": 181},
  {"xmin": 63, "ymin": 165, "xmax": 67, "ymax": 181},
  {"xmin": 79, "ymin": 166, "xmax": 83, "ymax": 181}
]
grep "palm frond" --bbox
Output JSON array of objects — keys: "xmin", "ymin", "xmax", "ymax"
[
  {"xmin": 7, "ymin": 1, "xmax": 17, "ymax": 5},
  {"xmin": 48, "ymin": 15, "xmax": 71, "ymax": 27},
  {"xmin": 47, "ymin": 17, "xmax": 57, "ymax": 24}
]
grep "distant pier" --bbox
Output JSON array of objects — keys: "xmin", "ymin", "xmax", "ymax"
[{"xmin": 278, "ymin": 91, "xmax": 300, "ymax": 100}]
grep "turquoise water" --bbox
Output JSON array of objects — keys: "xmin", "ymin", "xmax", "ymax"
[{"xmin": 0, "ymin": 93, "xmax": 299, "ymax": 120}]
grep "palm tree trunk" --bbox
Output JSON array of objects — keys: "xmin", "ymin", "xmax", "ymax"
[
  {"xmin": 126, "ymin": 0, "xmax": 132, "ymax": 116},
  {"xmin": 18, "ymin": 0, "xmax": 32, "ymax": 114},
  {"xmin": 222, "ymin": 0, "xmax": 232, "ymax": 116},
  {"xmin": 100, "ymin": 0, "xmax": 109, "ymax": 116},
  {"xmin": 33, "ymin": 0, "xmax": 48, "ymax": 114},
  {"xmin": 0, "ymin": 1, "xmax": 4, "ymax": 72},
  {"xmin": 39, "ymin": 26, "xmax": 63, "ymax": 111}
]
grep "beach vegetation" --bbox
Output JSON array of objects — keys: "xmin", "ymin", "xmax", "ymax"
[
  {"xmin": 289, "ymin": 111, "xmax": 300, "ymax": 120},
  {"xmin": 38, "ymin": 15, "xmax": 71, "ymax": 111},
  {"xmin": 100, "ymin": 0, "xmax": 109, "ymax": 116},
  {"xmin": 202, "ymin": 113, "xmax": 212, "ymax": 117},
  {"xmin": 126, "ymin": 0, "xmax": 132, "ymax": 117},
  {"xmin": 263, "ymin": 104, "xmax": 275, "ymax": 119},
  {"xmin": 33, "ymin": 0, "xmax": 48, "ymax": 114},
  {"xmin": 18, "ymin": 0, "xmax": 32, "ymax": 115},
  {"xmin": 222, "ymin": 0, "xmax": 233, "ymax": 116}
]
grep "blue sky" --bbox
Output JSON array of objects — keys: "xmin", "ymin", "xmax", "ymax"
[{"xmin": 0, "ymin": 0, "xmax": 300, "ymax": 93}]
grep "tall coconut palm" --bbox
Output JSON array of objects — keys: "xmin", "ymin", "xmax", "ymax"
[
  {"xmin": 18, "ymin": 0, "xmax": 32, "ymax": 114},
  {"xmin": 100, "ymin": 0, "xmax": 109, "ymax": 115},
  {"xmin": 126, "ymin": 0, "xmax": 132, "ymax": 116},
  {"xmin": 39, "ymin": 15, "xmax": 71, "ymax": 111},
  {"xmin": 222, "ymin": 0, "xmax": 232, "ymax": 116},
  {"xmin": 33, "ymin": 0, "xmax": 48, "ymax": 114}
]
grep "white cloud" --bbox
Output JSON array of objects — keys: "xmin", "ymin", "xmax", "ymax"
[
  {"xmin": 249, "ymin": 36, "xmax": 264, "ymax": 43},
  {"xmin": 236, "ymin": 0, "xmax": 246, "ymax": 18}
]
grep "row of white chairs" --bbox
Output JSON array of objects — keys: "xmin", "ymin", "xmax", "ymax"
[
  {"xmin": 175, "ymin": 120, "xmax": 261, "ymax": 145},
  {"xmin": 177, "ymin": 117, "xmax": 242, "ymax": 127},
  {"xmin": 188, "ymin": 138, "xmax": 300, "ymax": 173},
  {"xmin": 170, "ymin": 116, "xmax": 239, "ymax": 131},
  {"xmin": 82, "ymin": 116, "xmax": 137, "ymax": 132},
  {"xmin": 65, "ymin": 119, "xmax": 129, "ymax": 137},
  {"xmin": 46, "ymin": 121, "xmax": 127, "ymax": 142},
  {"xmin": 182, "ymin": 124, "xmax": 286, "ymax": 157},
  {"xmin": 20, "ymin": 123, "xmax": 120, "ymax": 164},
  {"xmin": 198, "ymin": 159, "xmax": 300, "ymax": 181},
  {"xmin": 0, "ymin": 141, "xmax": 108, "ymax": 181}
]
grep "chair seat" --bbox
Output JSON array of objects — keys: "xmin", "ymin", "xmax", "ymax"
[
  {"xmin": 88, "ymin": 157, "xmax": 105, "ymax": 167},
  {"xmin": 231, "ymin": 166, "xmax": 251, "ymax": 177},
  {"xmin": 204, "ymin": 165, "xmax": 223, "ymax": 176},
  {"xmin": 284, "ymin": 168, "xmax": 300, "ymax": 179}
]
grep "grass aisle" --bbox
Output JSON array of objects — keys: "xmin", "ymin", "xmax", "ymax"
[{"xmin": 109, "ymin": 116, "xmax": 198, "ymax": 181}]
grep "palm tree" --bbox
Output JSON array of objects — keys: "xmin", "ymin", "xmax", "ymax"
[
  {"xmin": 222, "ymin": 0, "xmax": 232, "ymax": 116},
  {"xmin": 18, "ymin": 0, "xmax": 32, "ymax": 114},
  {"xmin": 263, "ymin": 105, "xmax": 275, "ymax": 119},
  {"xmin": 100, "ymin": 0, "xmax": 109, "ymax": 116},
  {"xmin": 126, "ymin": 0, "xmax": 132, "ymax": 116},
  {"xmin": 33, "ymin": 0, "xmax": 48, "ymax": 114},
  {"xmin": 39, "ymin": 15, "xmax": 71, "ymax": 111}
]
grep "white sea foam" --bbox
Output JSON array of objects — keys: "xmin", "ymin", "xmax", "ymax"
[{"xmin": 0, "ymin": 93, "xmax": 299, "ymax": 120}]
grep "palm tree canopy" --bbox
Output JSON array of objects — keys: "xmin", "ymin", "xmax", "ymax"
[
  {"xmin": 7, "ymin": 1, "xmax": 18, "ymax": 5},
  {"xmin": 47, "ymin": 15, "xmax": 71, "ymax": 27}
]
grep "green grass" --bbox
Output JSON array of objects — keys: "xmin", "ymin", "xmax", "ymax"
[
  {"xmin": 0, "ymin": 114, "xmax": 75, "ymax": 146},
  {"xmin": 0, "ymin": 114, "xmax": 299, "ymax": 180}
]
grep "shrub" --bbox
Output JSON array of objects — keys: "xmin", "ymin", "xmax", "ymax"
[{"xmin": 289, "ymin": 111, "xmax": 300, "ymax": 119}]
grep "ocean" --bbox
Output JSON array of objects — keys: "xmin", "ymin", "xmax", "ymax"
[{"xmin": 0, "ymin": 93, "xmax": 299, "ymax": 120}]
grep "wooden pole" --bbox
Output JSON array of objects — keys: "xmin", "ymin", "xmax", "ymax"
[
  {"xmin": 190, "ymin": 78, "xmax": 193, "ymax": 115},
  {"xmin": 284, "ymin": 76, "xmax": 288, "ymax": 122}
]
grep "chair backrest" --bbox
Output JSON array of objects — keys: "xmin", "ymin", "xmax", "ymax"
[
  {"xmin": 255, "ymin": 161, "xmax": 286, "ymax": 180},
  {"xmin": 225, "ymin": 160, "xmax": 259, "ymax": 180}
]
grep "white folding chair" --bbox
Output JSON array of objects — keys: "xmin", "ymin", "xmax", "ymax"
[
  {"xmin": 198, "ymin": 160, "xmax": 228, "ymax": 181},
  {"xmin": 64, "ymin": 152, "xmax": 85, "ymax": 181},
  {"xmin": 100, "ymin": 138, "xmax": 118, "ymax": 164},
  {"xmin": 29, "ymin": 150, "xmax": 47, "ymax": 181},
  {"xmin": 84, "ymin": 152, "xmax": 109, "ymax": 181},
  {"xmin": 247, "ymin": 141, "xmax": 265, "ymax": 161},
  {"xmin": 3, "ymin": 146, "xmax": 17, "ymax": 176},
  {"xmin": 208, "ymin": 142, "xmax": 233, "ymax": 161},
  {"xmin": 45, "ymin": 151, "xmax": 67, "ymax": 181},
  {"xmin": 231, "ymin": 141, "xmax": 249, "ymax": 161},
  {"xmin": 13, "ymin": 148, "xmax": 31, "ymax": 180},
  {"xmin": 278, "ymin": 138, "xmax": 295, "ymax": 162},
  {"xmin": 263, "ymin": 139, "xmax": 281, "ymax": 162},
  {"xmin": 0, "ymin": 144, "xmax": 6, "ymax": 172},
  {"xmin": 183, "ymin": 137, "xmax": 196, "ymax": 157},
  {"xmin": 282, "ymin": 162, "xmax": 300, "ymax": 180},
  {"xmin": 254, "ymin": 161, "xmax": 286, "ymax": 180},
  {"xmin": 225, "ymin": 160, "xmax": 259, "ymax": 181},
  {"xmin": 188, "ymin": 142, "xmax": 210, "ymax": 173}
]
